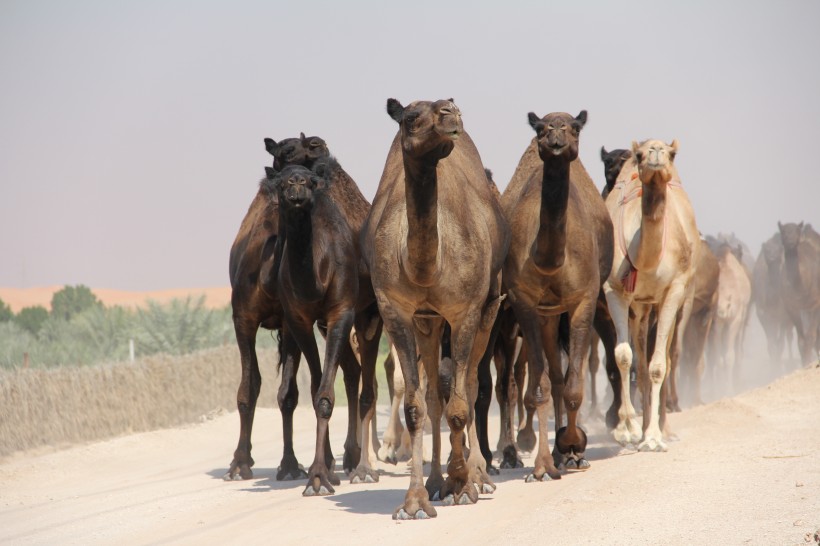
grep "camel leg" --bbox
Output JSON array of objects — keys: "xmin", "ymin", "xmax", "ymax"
[
  {"xmin": 378, "ymin": 349, "xmax": 400, "ymax": 464},
  {"xmin": 224, "ymin": 316, "xmax": 262, "ymax": 480},
  {"xmin": 496, "ymin": 314, "xmax": 524, "ymax": 468},
  {"xmin": 276, "ymin": 329, "xmax": 308, "ymax": 481},
  {"xmin": 414, "ymin": 317, "xmax": 446, "ymax": 501},
  {"xmin": 587, "ymin": 330, "xmax": 601, "ymax": 417},
  {"xmin": 555, "ymin": 297, "xmax": 595, "ymax": 471},
  {"xmin": 604, "ymin": 285, "xmax": 641, "ymax": 445},
  {"xmin": 515, "ymin": 341, "xmax": 537, "ymax": 453},
  {"xmin": 668, "ymin": 290, "xmax": 692, "ymax": 413},
  {"xmin": 476, "ymin": 314, "xmax": 502, "ymax": 476},
  {"xmin": 300, "ymin": 311, "xmax": 353, "ymax": 496},
  {"xmin": 351, "ymin": 311, "xmax": 383, "ymax": 484},
  {"xmin": 634, "ymin": 306, "xmax": 652, "ymax": 435},
  {"xmin": 340, "ymin": 342, "xmax": 362, "ymax": 475},
  {"xmin": 385, "ymin": 307, "xmax": 436, "ymax": 520},
  {"xmin": 593, "ymin": 290, "xmax": 620, "ymax": 430},
  {"xmin": 515, "ymin": 308, "xmax": 561, "ymax": 483},
  {"xmin": 639, "ymin": 281, "xmax": 686, "ymax": 452}
]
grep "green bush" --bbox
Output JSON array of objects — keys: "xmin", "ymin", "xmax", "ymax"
[
  {"xmin": 50, "ymin": 284, "xmax": 101, "ymax": 321},
  {"xmin": 0, "ymin": 298, "xmax": 12, "ymax": 322},
  {"xmin": 15, "ymin": 306, "xmax": 49, "ymax": 336}
]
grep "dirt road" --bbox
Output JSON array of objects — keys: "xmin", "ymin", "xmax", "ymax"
[{"xmin": 2, "ymin": 363, "xmax": 819, "ymax": 545}]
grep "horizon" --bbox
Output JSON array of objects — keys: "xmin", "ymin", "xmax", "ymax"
[{"xmin": 1, "ymin": 1, "xmax": 818, "ymax": 291}]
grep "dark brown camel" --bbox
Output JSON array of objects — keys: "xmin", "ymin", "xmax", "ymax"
[
  {"xmin": 266, "ymin": 159, "xmax": 382, "ymax": 496},
  {"xmin": 753, "ymin": 235, "xmax": 793, "ymax": 365},
  {"xmin": 224, "ymin": 134, "xmax": 328, "ymax": 482},
  {"xmin": 501, "ymin": 110, "xmax": 614, "ymax": 478},
  {"xmin": 362, "ymin": 98, "xmax": 509, "ymax": 519},
  {"xmin": 778, "ymin": 222, "xmax": 820, "ymax": 364}
]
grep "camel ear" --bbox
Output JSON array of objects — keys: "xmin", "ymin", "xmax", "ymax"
[
  {"xmin": 387, "ymin": 98, "xmax": 405, "ymax": 123},
  {"xmin": 312, "ymin": 175, "xmax": 327, "ymax": 190},
  {"xmin": 264, "ymin": 138, "xmax": 279, "ymax": 156},
  {"xmin": 669, "ymin": 139, "xmax": 680, "ymax": 157},
  {"xmin": 778, "ymin": 221, "xmax": 783, "ymax": 231},
  {"xmin": 575, "ymin": 110, "xmax": 588, "ymax": 129},
  {"xmin": 448, "ymin": 97, "xmax": 455, "ymax": 104},
  {"xmin": 600, "ymin": 146, "xmax": 608, "ymax": 161},
  {"xmin": 300, "ymin": 132, "xmax": 306, "ymax": 140},
  {"xmin": 264, "ymin": 166, "xmax": 277, "ymax": 179},
  {"xmin": 527, "ymin": 112, "xmax": 541, "ymax": 131},
  {"xmin": 799, "ymin": 221, "xmax": 804, "ymax": 231},
  {"xmin": 631, "ymin": 141, "xmax": 640, "ymax": 154}
]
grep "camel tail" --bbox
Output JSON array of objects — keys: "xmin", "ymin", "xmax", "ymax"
[
  {"xmin": 275, "ymin": 328, "xmax": 284, "ymax": 373},
  {"xmin": 558, "ymin": 313, "xmax": 570, "ymax": 355}
]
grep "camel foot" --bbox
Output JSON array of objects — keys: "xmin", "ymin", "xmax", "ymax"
[
  {"xmin": 441, "ymin": 483, "xmax": 479, "ymax": 506},
  {"xmin": 525, "ymin": 472, "xmax": 557, "ymax": 483},
  {"xmin": 666, "ymin": 400, "xmax": 682, "ymax": 413},
  {"xmin": 468, "ymin": 464, "xmax": 496, "ymax": 494},
  {"xmin": 638, "ymin": 436, "xmax": 668, "ymax": 452},
  {"xmin": 377, "ymin": 442, "xmax": 398, "ymax": 465},
  {"xmin": 302, "ymin": 475, "xmax": 335, "ymax": 497},
  {"xmin": 342, "ymin": 445, "xmax": 361, "ymax": 476},
  {"xmin": 350, "ymin": 464, "xmax": 379, "ymax": 484},
  {"xmin": 223, "ymin": 462, "xmax": 253, "ymax": 481},
  {"xmin": 517, "ymin": 427, "xmax": 536, "ymax": 453},
  {"xmin": 393, "ymin": 486, "xmax": 437, "ymax": 520},
  {"xmin": 560, "ymin": 456, "xmax": 590, "ymax": 471},
  {"xmin": 486, "ymin": 464, "xmax": 500, "ymax": 476},
  {"xmin": 612, "ymin": 417, "xmax": 642, "ymax": 446},
  {"xmin": 276, "ymin": 463, "xmax": 307, "ymax": 481},
  {"xmin": 525, "ymin": 458, "xmax": 562, "ymax": 483},
  {"xmin": 425, "ymin": 473, "xmax": 445, "ymax": 501},
  {"xmin": 605, "ymin": 403, "xmax": 619, "ymax": 430},
  {"xmin": 499, "ymin": 445, "xmax": 524, "ymax": 469}
]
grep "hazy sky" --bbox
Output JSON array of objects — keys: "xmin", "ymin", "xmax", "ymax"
[{"xmin": 1, "ymin": 1, "xmax": 818, "ymax": 291}]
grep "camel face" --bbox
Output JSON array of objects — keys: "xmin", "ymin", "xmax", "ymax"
[
  {"xmin": 632, "ymin": 139, "xmax": 679, "ymax": 183},
  {"xmin": 600, "ymin": 147, "xmax": 632, "ymax": 191},
  {"xmin": 778, "ymin": 221, "xmax": 803, "ymax": 251},
  {"xmin": 268, "ymin": 165, "xmax": 322, "ymax": 212},
  {"xmin": 528, "ymin": 111, "xmax": 587, "ymax": 161},
  {"xmin": 387, "ymin": 98, "xmax": 463, "ymax": 160},
  {"xmin": 300, "ymin": 133, "xmax": 329, "ymax": 165},
  {"xmin": 761, "ymin": 238, "xmax": 783, "ymax": 266},
  {"xmin": 265, "ymin": 137, "xmax": 307, "ymax": 167}
]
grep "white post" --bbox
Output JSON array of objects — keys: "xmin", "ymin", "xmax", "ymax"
[{"xmin": 129, "ymin": 339, "xmax": 135, "ymax": 362}]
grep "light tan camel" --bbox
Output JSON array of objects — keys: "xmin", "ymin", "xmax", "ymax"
[
  {"xmin": 603, "ymin": 139, "xmax": 699, "ymax": 451},
  {"xmin": 362, "ymin": 99, "xmax": 509, "ymax": 519},
  {"xmin": 707, "ymin": 244, "xmax": 752, "ymax": 392}
]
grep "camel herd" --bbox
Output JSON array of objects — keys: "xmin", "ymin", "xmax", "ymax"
[{"xmin": 224, "ymin": 99, "xmax": 820, "ymax": 520}]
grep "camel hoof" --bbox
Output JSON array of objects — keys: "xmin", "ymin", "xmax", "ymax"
[
  {"xmin": 223, "ymin": 462, "xmax": 253, "ymax": 481},
  {"xmin": 276, "ymin": 464, "xmax": 308, "ymax": 481},
  {"xmin": 393, "ymin": 509, "xmax": 432, "ymax": 520},
  {"xmin": 481, "ymin": 482, "xmax": 495, "ymax": 494},
  {"xmin": 638, "ymin": 438, "xmax": 668, "ymax": 452},
  {"xmin": 431, "ymin": 490, "xmax": 441, "ymax": 501},
  {"xmin": 486, "ymin": 464, "xmax": 500, "ymax": 476},
  {"xmin": 524, "ymin": 473, "xmax": 553, "ymax": 483},
  {"xmin": 302, "ymin": 484, "xmax": 332, "ymax": 497},
  {"xmin": 350, "ymin": 473, "xmax": 378, "ymax": 484}
]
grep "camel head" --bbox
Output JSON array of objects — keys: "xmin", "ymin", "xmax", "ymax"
[
  {"xmin": 299, "ymin": 132, "xmax": 330, "ymax": 166},
  {"xmin": 265, "ymin": 164, "xmax": 326, "ymax": 214},
  {"xmin": 632, "ymin": 139, "xmax": 679, "ymax": 184},
  {"xmin": 386, "ymin": 98, "xmax": 463, "ymax": 160},
  {"xmin": 761, "ymin": 237, "xmax": 783, "ymax": 266},
  {"xmin": 528, "ymin": 111, "xmax": 587, "ymax": 162},
  {"xmin": 265, "ymin": 136, "xmax": 308, "ymax": 169},
  {"xmin": 778, "ymin": 221, "xmax": 804, "ymax": 252},
  {"xmin": 600, "ymin": 146, "xmax": 632, "ymax": 191}
]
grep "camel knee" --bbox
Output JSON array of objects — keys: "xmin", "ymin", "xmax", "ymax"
[
  {"xmin": 615, "ymin": 342, "xmax": 633, "ymax": 373},
  {"xmin": 316, "ymin": 397, "xmax": 333, "ymax": 419},
  {"xmin": 277, "ymin": 381, "xmax": 298, "ymax": 412},
  {"xmin": 446, "ymin": 398, "xmax": 469, "ymax": 431},
  {"xmin": 404, "ymin": 398, "xmax": 427, "ymax": 435},
  {"xmin": 648, "ymin": 359, "xmax": 666, "ymax": 384}
]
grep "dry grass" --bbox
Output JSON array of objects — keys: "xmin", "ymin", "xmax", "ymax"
[{"xmin": 0, "ymin": 345, "xmax": 312, "ymax": 458}]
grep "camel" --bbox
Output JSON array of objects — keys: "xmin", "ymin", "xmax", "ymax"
[
  {"xmin": 675, "ymin": 239, "xmax": 720, "ymax": 406},
  {"xmin": 224, "ymin": 134, "xmax": 329, "ymax": 482},
  {"xmin": 707, "ymin": 244, "xmax": 752, "ymax": 392},
  {"xmin": 501, "ymin": 110, "xmax": 614, "ymax": 478},
  {"xmin": 265, "ymin": 159, "xmax": 382, "ymax": 496},
  {"xmin": 603, "ymin": 139, "xmax": 699, "ymax": 451},
  {"xmin": 753, "ymin": 234, "xmax": 794, "ymax": 365},
  {"xmin": 362, "ymin": 98, "xmax": 509, "ymax": 519},
  {"xmin": 778, "ymin": 222, "xmax": 820, "ymax": 364}
]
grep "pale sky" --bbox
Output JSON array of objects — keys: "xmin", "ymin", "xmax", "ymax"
[{"xmin": 1, "ymin": 0, "xmax": 818, "ymax": 290}]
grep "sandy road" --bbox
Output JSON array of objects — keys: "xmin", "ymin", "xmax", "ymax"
[{"xmin": 1, "ymin": 363, "xmax": 819, "ymax": 546}]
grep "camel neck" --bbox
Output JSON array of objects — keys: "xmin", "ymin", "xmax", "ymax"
[
  {"xmin": 634, "ymin": 176, "xmax": 667, "ymax": 270},
  {"xmin": 283, "ymin": 207, "xmax": 323, "ymax": 301},
  {"xmin": 402, "ymin": 156, "xmax": 439, "ymax": 286},
  {"xmin": 531, "ymin": 159, "xmax": 569, "ymax": 274},
  {"xmin": 782, "ymin": 247, "xmax": 802, "ymax": 289}
]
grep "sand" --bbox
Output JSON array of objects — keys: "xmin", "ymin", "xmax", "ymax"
[{"xmin": 1, "ymin": 361, "xmax": 818, "ymax": 545}]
